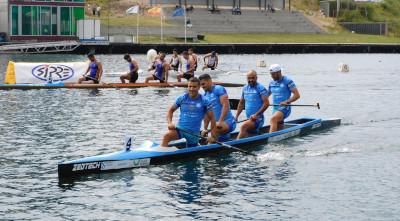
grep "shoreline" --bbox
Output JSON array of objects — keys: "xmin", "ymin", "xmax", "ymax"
[{"xmin": 74, "ymin": 43, "xmax": 400, "ymax": 54}]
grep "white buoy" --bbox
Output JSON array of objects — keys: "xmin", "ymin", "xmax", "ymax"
[
  {"xmin": 256, "ymin": 60, "xmax": 266, "ymax": 67},
  {"xmin": 147, "ymin": 49, "xmax": 157, "ymax": 63},
  {"xmin": 338, "ymin": 63, "xmax": 350, "ymax": 72}
]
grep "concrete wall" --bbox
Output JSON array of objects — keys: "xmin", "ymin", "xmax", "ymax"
[
  {"xmin": 0, "ymin": 0, "xmax": 8, "ymax": 36},
  {"xmin": 152, "ymin": 0, "xmax": 284, "ymax": 9}
]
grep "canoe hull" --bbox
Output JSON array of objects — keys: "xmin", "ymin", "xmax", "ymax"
[
  {"xmin": 0, "ymin": 81, "xmax": 243, "ymax": 90},
  {"xmin": 58, "ymin": 117, "xmax": 341, "ymax": 178}
]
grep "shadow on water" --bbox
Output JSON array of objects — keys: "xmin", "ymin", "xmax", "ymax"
[{"xmin": 58, "ymin": 169, "xmax": 136, "ymax": 189}]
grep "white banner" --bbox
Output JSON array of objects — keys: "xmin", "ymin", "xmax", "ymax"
[{"xmin": 14, "ymin": 62, "xmax": 88, "ymax": 84}]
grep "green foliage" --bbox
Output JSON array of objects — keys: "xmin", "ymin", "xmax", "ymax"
[
  {"xmin": 337, "ymin": 0, "xmax": 400, "ymax": 35},
  {"xmin": 338, "ymin": 10, "xmax": 366, "ymax": 22}
]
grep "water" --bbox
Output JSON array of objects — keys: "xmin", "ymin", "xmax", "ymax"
[{"xmin": 0, "ymin": 53, "xmax": 399, "ymax": 220}]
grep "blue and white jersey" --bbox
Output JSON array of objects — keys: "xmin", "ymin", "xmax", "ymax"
[
  {"xmin": 241, "ymin": 82, "xmax": 269, "ymax": 118},
  {"xmin": 174, "ymin": 93, "xmax": 212, "ymax": 132},
  {"xmin": 203, "ymin": 85, "xmax": 234, "ymax": 122},
  {"xmin": 267, "ymin": 76, "xmax": 296, "ymax": 112}
]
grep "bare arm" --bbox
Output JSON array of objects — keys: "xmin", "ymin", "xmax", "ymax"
[
  {"xmin": 215, "ymin": 56, "xmax": 219, "ymax": 68},
  {"xmin": 254, "ymin": 95, "xmax": 269, "ymax": 117},
  {"xmin": 203, "ymin": 53, "xmax": 210, "ymax": 63},
  {"xmin": 132, "ymin": 60, "xmax": 139, "ymax": 73},
  {"xmin": 167, "ymin": 105, "xmax": 178, "ymax": 125},
  {"xmin": 96, "ymin": 62, "xmax": 103, "ymax": 80},
  {"xmin": 219, "ymin": 94, "xmax": 229, "ymax": 123},
  {"xmin": 188, "ymin": 59, "xmax": 195, "ymax": 73},
  {"xmin": 84, "ymin": 66, "xmax": 90, "ymax": 75},
  {"xmin": 288, "ymin": 88, "xmax": 300, "ymax": 103},
  {"xmin": 206, "ymin": 111, "xmax": 216, "ymax": 132},
  {"xmin": 235, "ymin": 98, "xmax": 245, "ymax": 120},
  {"xmin": 203, "ymin": 115, "xmax": 210, "ymax": 131},
  {"xmin": 162, "ymin": 63, "xmax": 169, "ymax": 82}
]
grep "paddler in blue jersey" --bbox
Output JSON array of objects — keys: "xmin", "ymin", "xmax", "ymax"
[
  {"xmin": 78, "ymin": 53, "xmax": 103, "ymax": 84},
  {"xmin": 145, "ymin": 52, "xmax": 169, "ymax": 83},
  {"xmin": 199, "ymin": 74, "xmax": 236, "ymax": 143},
  {"xmin": 267, "ymin": 64, "xmax": 300, "ymax": 132},
  {"xmin": 235, "ymin": 70, "xmax": 270, "ymax": 139},
  {"xmin": 176, "ymin": 51, "xmax": 195, "ymax": 82},
  {"xmin": 161, "ymin": 77, "xmax": 216, "ymax": 148},
  {"xmin": 120, "ymin": 54, "xmax": 139, "ymax": 83}
]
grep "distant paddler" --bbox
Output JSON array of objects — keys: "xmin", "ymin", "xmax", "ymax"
[
  {"xmin": 176, "ymin": 51, "xmax": 195, "ymax": 82},
  {"xmin": 188, "ymin": 48, "xmax": 198, "ymax": 71},
  {"xmin": 78, "ymin": 53, "xmax": 103, "ymax": 84},
  {"xmin": 169, "ymin": 48, "xmax": 181, "ymax": 72},
  {"xmin": 199, "ymin": 74, "xmax": 236, "ymax": 143},
  {"xmin": 267, "ymin": 64, "xmax": 300, "ymax": 132},
  {"xmin": 145, "ymin": 52, "xmax": 169, "ymax": 83},
  {"xmin": 235, "ymin": 70, "xmax": 270, "ymax": 139},
  {"xmin": 161, "ymin": 77, "xmax": 216, "ymax": 148},
  {"xmin": 202, "ymin": 51, "xmax": 219, "ymax": 71},
  {"xmin": 120, "ymin": 54, "xmax": 140, "ymax": 83}
]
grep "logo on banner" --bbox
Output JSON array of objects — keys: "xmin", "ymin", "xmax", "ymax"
[{"xmin": 32, "ymin": 64, "xmax": 74, "ymax": 82}]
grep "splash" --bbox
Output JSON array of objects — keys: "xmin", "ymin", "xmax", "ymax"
[
  {"xmin": 304, "ymin": 147, "xmax": 358, "ymax": 157},
  {"xmin": 256, "ymin": 152, "xmax": 286, "ymax": 161}
]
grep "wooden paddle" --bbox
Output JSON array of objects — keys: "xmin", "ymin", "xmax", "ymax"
[
  {"xmin": 229, "ymin": 98, "xmax": 320, "ymax": 110},
  {"xmin": 176, "ymin": 127, "xmax": 257, "ymax": 156}
]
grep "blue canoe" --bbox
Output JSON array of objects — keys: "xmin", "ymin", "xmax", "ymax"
[{"xmin": 58, "ymin": 117, "xmax": 341, "ymax": 178}]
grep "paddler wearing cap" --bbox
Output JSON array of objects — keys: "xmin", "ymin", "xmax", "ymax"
[
  {"xmin": 202, "ymin": 51, "xmax": 219, "ymax": 71},
  {"xmin": 78, "ymin": 53, "xmax": 103, "ymax": 84},
  {"xmin": 267, "ymin": 64, "xmax": 300, "ymax": 132}
]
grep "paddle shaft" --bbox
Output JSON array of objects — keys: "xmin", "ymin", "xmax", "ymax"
[
  {"xmin": 229, "ymin": 99, "xmax": 320, "ymax": 110},
  {"xmin": 176, "ymin": 127, "xmax": 257, "ymax": 156},
  {"xmin": 270, "ymin": 104, "xmax": 320, "ymax": 109}
]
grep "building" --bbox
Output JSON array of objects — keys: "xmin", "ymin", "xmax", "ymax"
[{"xmin": 0, "ymin": 0, "xmax": 85, "ymax": 41}]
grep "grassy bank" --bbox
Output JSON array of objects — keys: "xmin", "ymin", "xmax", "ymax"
[{"xmin": 200, "ymin": 33, "xmax": 400, "ymax": 44}]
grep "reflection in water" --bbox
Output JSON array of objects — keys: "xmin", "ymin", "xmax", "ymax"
[
  {"xmin": 58, "ymin": 170, "xmax": 136, "ymax": 188},
  {"xmin": 127, "ymin": 89, "xmax": 138, "ymax": 96},
  {"xmin": 88, "ymin": 88, "xmax": 101, "ymax": 97},
  {"xmin": 154, "ymin": 89, "xmax": 170, "ymax": 96}
]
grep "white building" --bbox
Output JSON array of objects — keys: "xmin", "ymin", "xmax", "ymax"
[{"xmin": 0, "ymin": 0, "xmax": 8, "ymax": 36}]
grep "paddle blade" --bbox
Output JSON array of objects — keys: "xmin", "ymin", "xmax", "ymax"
[{"xmin": 317, "ymin": 103, "xmax": 320, "ymax": 109}]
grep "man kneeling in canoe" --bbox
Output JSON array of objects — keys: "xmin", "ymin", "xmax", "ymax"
[
  {"xmin": 78, "ymin": 53, "xmax": 103, "ymax": 84},
  {"xmin": 145, "ymin": 52, "xmax": 169, "ymax": 83},
  {"xmin": 235, "ymin": 70, "xmax": 270, "ymax": 139},
  {"xmin": 161, "ymin": 77, "xmax": 216, "ymax": 148},
  {"xmin": 199, "ymin": 74, "xmax": 236, "ymax": 142},
  {"xmin": 120, "ymin": 54, "xmax": 139, "ymax": 83},
  {"xmin": 267, "ymin": 64, "xmax": 300, "ymax": 132}
]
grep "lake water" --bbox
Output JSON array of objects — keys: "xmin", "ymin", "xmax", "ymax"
[{"xmin": 0, "ymin": 53, "xmax": 399, "ymax": 220}]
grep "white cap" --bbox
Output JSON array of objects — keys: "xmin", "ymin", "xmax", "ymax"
[{"xmin": 269, "ymin": 64, "xmax": 282, "ymax": 73}]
